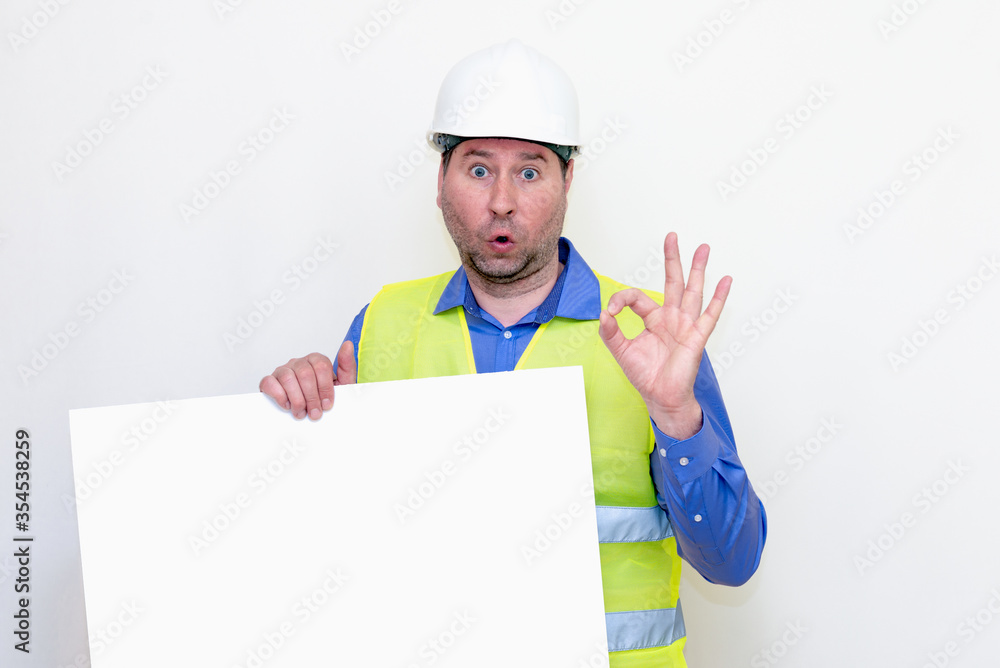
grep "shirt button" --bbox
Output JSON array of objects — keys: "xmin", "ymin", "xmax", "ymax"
[
  {"xmin": 694, "ymin": 514, "xmax": 703, "ymax": 523},
  {"xmin": 503, "ymin": 330, "xmax": 512, "ymax": 339},
  {"xmin": 679, "ymin": 457, "xmax": 689, "ymax": 466},
  {"xmin": 659, "ymin": 448, "xmax": 666, "ymax": 458}
]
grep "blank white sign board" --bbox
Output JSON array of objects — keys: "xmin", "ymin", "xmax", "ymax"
[{"xmin": 69, "ymin": 366, "xmax": 609, "ymax": 667}]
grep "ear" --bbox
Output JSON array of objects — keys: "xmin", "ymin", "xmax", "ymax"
[
  {"xmin": 563, "ymin": 158, "xmax": 575, "ymax": 195},
  {"xmin": 436, "ymin": 156, "xmax": 445, "ymax": 209}
]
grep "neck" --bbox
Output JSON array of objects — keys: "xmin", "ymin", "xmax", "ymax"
[{"xmin": 466, "ymin": 257, "xmax": 563, "ymax": 328}]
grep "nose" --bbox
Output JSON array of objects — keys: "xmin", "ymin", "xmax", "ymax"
[{"xmin": 488, "ymin": 175, "xmax": 516, "ymax": 218}]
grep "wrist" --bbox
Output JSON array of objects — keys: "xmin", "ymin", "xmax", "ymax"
[{"xmin": 648, "ymin": 399, "xmax": 703, "ymax": 441}]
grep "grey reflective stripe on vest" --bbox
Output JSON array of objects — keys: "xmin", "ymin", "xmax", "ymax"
[
  {"xmin": 595, "ymin": 505, "xmax": 674, "ymax": 544},
  {"xmin": 596, "ymin": 506, "xmax": 684, "ymax": 652},
  {"xmin": 606, "ymin": 604, "xmax": 687, "ymax": 652}
]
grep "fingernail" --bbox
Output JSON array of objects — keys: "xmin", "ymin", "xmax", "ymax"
[
  {"xmin": 309, "ymin": 408, "xmax": 321, "ymax": 420},
  {"xmin": 285, "ymin": 401, "xmax": 291, "ymax": 410},
  {"xmin": 322, "ymin": 398, "xmax": 332, "ymax": 410}
]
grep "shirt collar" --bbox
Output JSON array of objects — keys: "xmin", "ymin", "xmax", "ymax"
[{"xmin": 434, "ymin": 237, "xmax": 602, "ymax": 322}]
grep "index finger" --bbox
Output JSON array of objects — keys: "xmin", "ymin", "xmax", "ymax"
[
  {"xmin": 259, "ymin": 374, "xmax": 290, "ymax": 411},
  {"xmin": 606, "ymin": 287, "xmax": 661, "ymax": 320},
  {"xmin": 312, "ymin": 351, "xmax": 337, "ymax": 409}
]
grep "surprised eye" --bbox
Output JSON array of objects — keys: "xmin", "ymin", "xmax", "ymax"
[
  {"xmin": 521, "ymin": 168, "xmax": 538, "ymax": 181},
  {"xmin": 471, "ymin": 165, "xmax": 488, "ymax": 178}
]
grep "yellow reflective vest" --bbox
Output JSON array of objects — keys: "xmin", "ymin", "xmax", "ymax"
[{"xmin": 358, "ymin": 271, "xmax": 688, "ymax": 667}]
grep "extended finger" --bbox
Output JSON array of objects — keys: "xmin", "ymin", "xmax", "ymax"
[
  {"xmin": 662, "ymin": 232, "xmax": 685, "ymax": 308},
  {"xmin": 680, "ymin": 243, "xmax": 710, "ymax": 321},
  {"xmin": 693, "ymin": 275, "xmax": 733, "ymax": 339}
]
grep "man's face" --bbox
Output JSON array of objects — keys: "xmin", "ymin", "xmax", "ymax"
[{"xmin": 437, "ymin": 137, "xmax": 574, "ymax": 287}]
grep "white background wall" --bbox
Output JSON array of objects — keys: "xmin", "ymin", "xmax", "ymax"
[{"xmin": 1, "ymin": 1, "xmax": 998, "ymax": 666}]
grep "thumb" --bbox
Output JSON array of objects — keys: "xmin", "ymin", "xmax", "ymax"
[
  {"xmin": 335, "ymin": 339, "xmax": 358, "ymax": 385},
  {"xmin": 598, "ymin": 309, "xmax": 629, "ymax": 361}
]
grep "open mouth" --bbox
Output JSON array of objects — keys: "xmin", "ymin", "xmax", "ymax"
[
  {"xmin": 489, "ymin": 233, "xmax": 514, "ymax": 251},
  {"xmin": 488, "ymin": 234, "xmax": 514, "ymax": 251}
]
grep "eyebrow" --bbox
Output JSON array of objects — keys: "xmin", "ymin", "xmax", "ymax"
[{"xmin": 464, "ymin": 148, "xmax": 550, "ymax": 162}]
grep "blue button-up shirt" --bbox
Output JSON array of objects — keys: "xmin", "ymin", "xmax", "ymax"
[{"xmin": 345, "ymin": 237, "xmax": 766, "ymax": 585}]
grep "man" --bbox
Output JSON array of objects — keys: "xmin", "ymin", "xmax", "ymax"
[{"xmin": 261, "ymin": 39, "xmax": 766, "ymax": 667}]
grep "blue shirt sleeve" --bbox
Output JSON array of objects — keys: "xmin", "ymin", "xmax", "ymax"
[
  {"xmin": 649, "ymin": 351, "xmax": 767, "ymax": 586},
  {"xmin": 344, "ymin": 304, "xmax": 368, "ymax": 370}
]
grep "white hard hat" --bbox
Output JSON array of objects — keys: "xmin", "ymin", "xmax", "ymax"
[{"xmin": 427, "ymin": 39, "xmax": 581, "ymax": 161}]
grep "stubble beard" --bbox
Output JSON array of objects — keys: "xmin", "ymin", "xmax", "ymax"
[{"xmin": 440, "ymin": 191, "xmax": 567, "ymax": 298}]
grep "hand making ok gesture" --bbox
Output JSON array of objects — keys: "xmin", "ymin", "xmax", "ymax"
[{"xmin": 599, "ymin": 232, "xmax": 732, "ymax": 440}]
